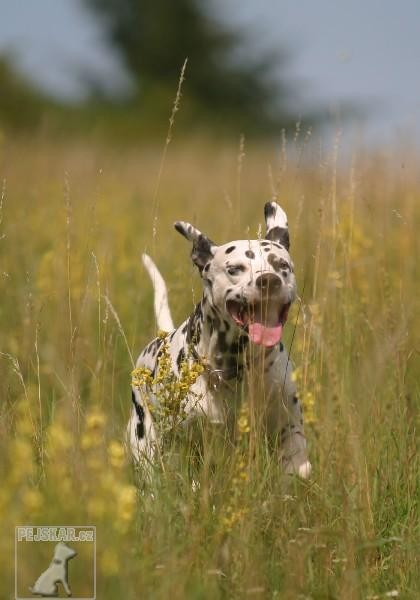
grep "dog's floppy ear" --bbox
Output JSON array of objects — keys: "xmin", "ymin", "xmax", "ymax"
[
  {"xmin": 264, "ymin": 201, "xmax": 290, "ymax": 250},
  {"xmin": 174, "ymin": 221, "xmax": 217, "ymax": 271}
]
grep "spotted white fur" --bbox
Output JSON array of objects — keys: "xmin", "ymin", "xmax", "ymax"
[{"xmin": 127, "ymin": 202, "xmax": 311, "ymax": 478}]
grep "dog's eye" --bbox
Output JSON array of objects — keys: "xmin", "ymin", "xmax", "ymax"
[
  {"xmin": 279, "ymin": 260, "xmax": 290, "ymax": 270},
  {"xmin": 227, "ymin": 265, "xmax": 245, "ymax": 276}
]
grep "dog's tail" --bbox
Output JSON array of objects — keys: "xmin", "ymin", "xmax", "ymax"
[{"xmin": 142, "ymin": 254, "xmax": 174, "ymax": 332}]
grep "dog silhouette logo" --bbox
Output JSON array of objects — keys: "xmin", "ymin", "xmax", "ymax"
[{"xmin": 29, "ymin": 542, "xmax": 77, "ymax": 597}]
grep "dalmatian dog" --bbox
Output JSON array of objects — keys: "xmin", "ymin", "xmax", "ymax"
[
  {"xmin": 128, "ymin": 202, "xmax": 311, "ymax": 478},
  {"xmin": 29, "ymin": 542, "xmax": 77, "ymax": 597}
]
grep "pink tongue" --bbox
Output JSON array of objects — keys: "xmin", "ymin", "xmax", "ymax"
[{"xmin": 248, "ymin": 322, "xmax": 283, "ymax": 347}]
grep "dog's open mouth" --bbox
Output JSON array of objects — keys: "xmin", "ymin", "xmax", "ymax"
[{"xmin": 226, "ymin": 298, "xmax": 290, "ymax": 347}]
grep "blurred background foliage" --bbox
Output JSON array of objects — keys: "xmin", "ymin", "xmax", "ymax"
[
  {"xmin": 0, "ymin": 0, "xmax": 336, "ymax": 140},
  {"xmin": 0, "ymin": 2, "xmax": 419, "ymax": 598},
  {"xmin": 0, "ymin": 57, "xmax": 51, "ymax": 131}
]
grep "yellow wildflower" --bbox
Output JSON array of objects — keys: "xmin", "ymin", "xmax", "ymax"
[
  {"xmin": 100, "ymin": 548, "xmax": 119, "ymax": 576},
  {"xmin": 47, "ymin": 421, "xmax": 73, "ymax": 452},
  {"xmin": 85, "ymin": 411, "xmax": 106, "ymax": 430},
  {"xmin": 116, "ymin": 485, "xmax": 137, "ymax": 523},
  {"xmin": 87, "ymin": 496, "xmax": 107, "ymax": 520},
  {"xmin": 291, "ymin": 366, "xmax": 302, "ymax": 383},
  {"xmin": 303, "ymin": 391, "xmax": 316, "ymax": 424},
  {"xmin": 108, "ymin": 440, "xmax": 125, "ymax": 468},
  {"xmin": 22, "ymin": 488, "xmax": 43, "ymax": 513}
]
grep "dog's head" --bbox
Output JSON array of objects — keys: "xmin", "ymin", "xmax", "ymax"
[
  {"xmin": 175, "ymin": 202, "xmax": 296, "ymax": 347},
  {"xmin": 54, "ymin": 542, "xmax": 77, "ymax": 562}
]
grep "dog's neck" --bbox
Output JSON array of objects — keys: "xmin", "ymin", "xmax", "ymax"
[{"xmin": 186, "ymin": 293, "xmax": 274, "ymax": 380}]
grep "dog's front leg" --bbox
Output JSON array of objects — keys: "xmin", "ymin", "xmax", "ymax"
[
  {"xmin": 265, "ymin": 346, "xmax": 312, "ymax": 479},
  {"xmin": 183, "ymin": 377, "xmax": 226, "ymax": 425},
  {"xmin": 281, "ymin": 420, "xmax": 311, "ymax": 479},
  {"xmin": 61, "ymin": 577, "xmax": 71, "ymax": 597}
]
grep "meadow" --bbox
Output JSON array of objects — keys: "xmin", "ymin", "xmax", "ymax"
[{"xmin": 0, "ymin": 131, "xmax": 418, "ymax": 599}]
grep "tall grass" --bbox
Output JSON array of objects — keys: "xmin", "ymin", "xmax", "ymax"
[{"xmin": 0, "ymin": 133, "xmax": 418, "ymax": 599}]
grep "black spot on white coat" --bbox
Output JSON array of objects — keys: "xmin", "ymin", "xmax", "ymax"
[{"xmin": 132, "ymin": 390, "xmax": 145, "ymax": 439}]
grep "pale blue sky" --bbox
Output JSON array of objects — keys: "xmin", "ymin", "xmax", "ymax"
[{"xmin": 0, "ymin": 0, "xmax": 419, "ymax": 143}]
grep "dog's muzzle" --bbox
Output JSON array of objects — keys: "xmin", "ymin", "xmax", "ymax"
[
  {"xmin": 226, "ymin": 273, "xmax": 291, "ymax": 348},
  {"xmin": 255, "ymin": 272, "xmax": 283, "ymax": 291}
]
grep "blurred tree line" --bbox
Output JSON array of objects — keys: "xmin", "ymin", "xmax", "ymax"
[{"xmin": 0, "ymin": 0, "xmax": 324, "ymax": 138}]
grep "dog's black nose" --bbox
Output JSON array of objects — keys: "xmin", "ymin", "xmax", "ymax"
[{"xmin": 255, "ymin": 272, "xmax": 282, "ymax": 291}]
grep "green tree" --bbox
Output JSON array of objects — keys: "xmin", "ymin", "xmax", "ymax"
[
  {"xmin": 82, "ymin": 0, "xmax": 298, "ymax": 132},
  {"xmin": 0, "ymin": 58, "xmax": 46, "ymax": 130}
]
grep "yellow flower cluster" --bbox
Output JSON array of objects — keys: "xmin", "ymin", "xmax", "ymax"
[
  {"xmin": 131, "ymin": 334, "xmax": 204, "ymax": 441},
  {"xmin": 78, "ymin": 407, "xmax": 137, "ymax": 541},
  {"xmin": 237, "ymin": 412, "xmax": 250, "ymax": 435},
  {"xmin": 132, "ymin": 366, "xmax": 154, "ymax": 389},
  {"xmin": 4, "ymin": 392, "xmax": 44, "ymax": 515},
  {"xmin": 108, "ymin": 439, "xmax": 125, "ymax": 468},
  {"xmin": 221, "ymin": 505, "xmax": 249, "ymax": 532},
  {"xmin": 291, "ymin": 367, "xmax": 317, "ymax": 425},
  {"xmin": 302, "ymin": 391, "xmax": 316, "ymax": 424},
  {"xmin": 81, "ymin": 410, "xmax": 106, "ymax": 451}
]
